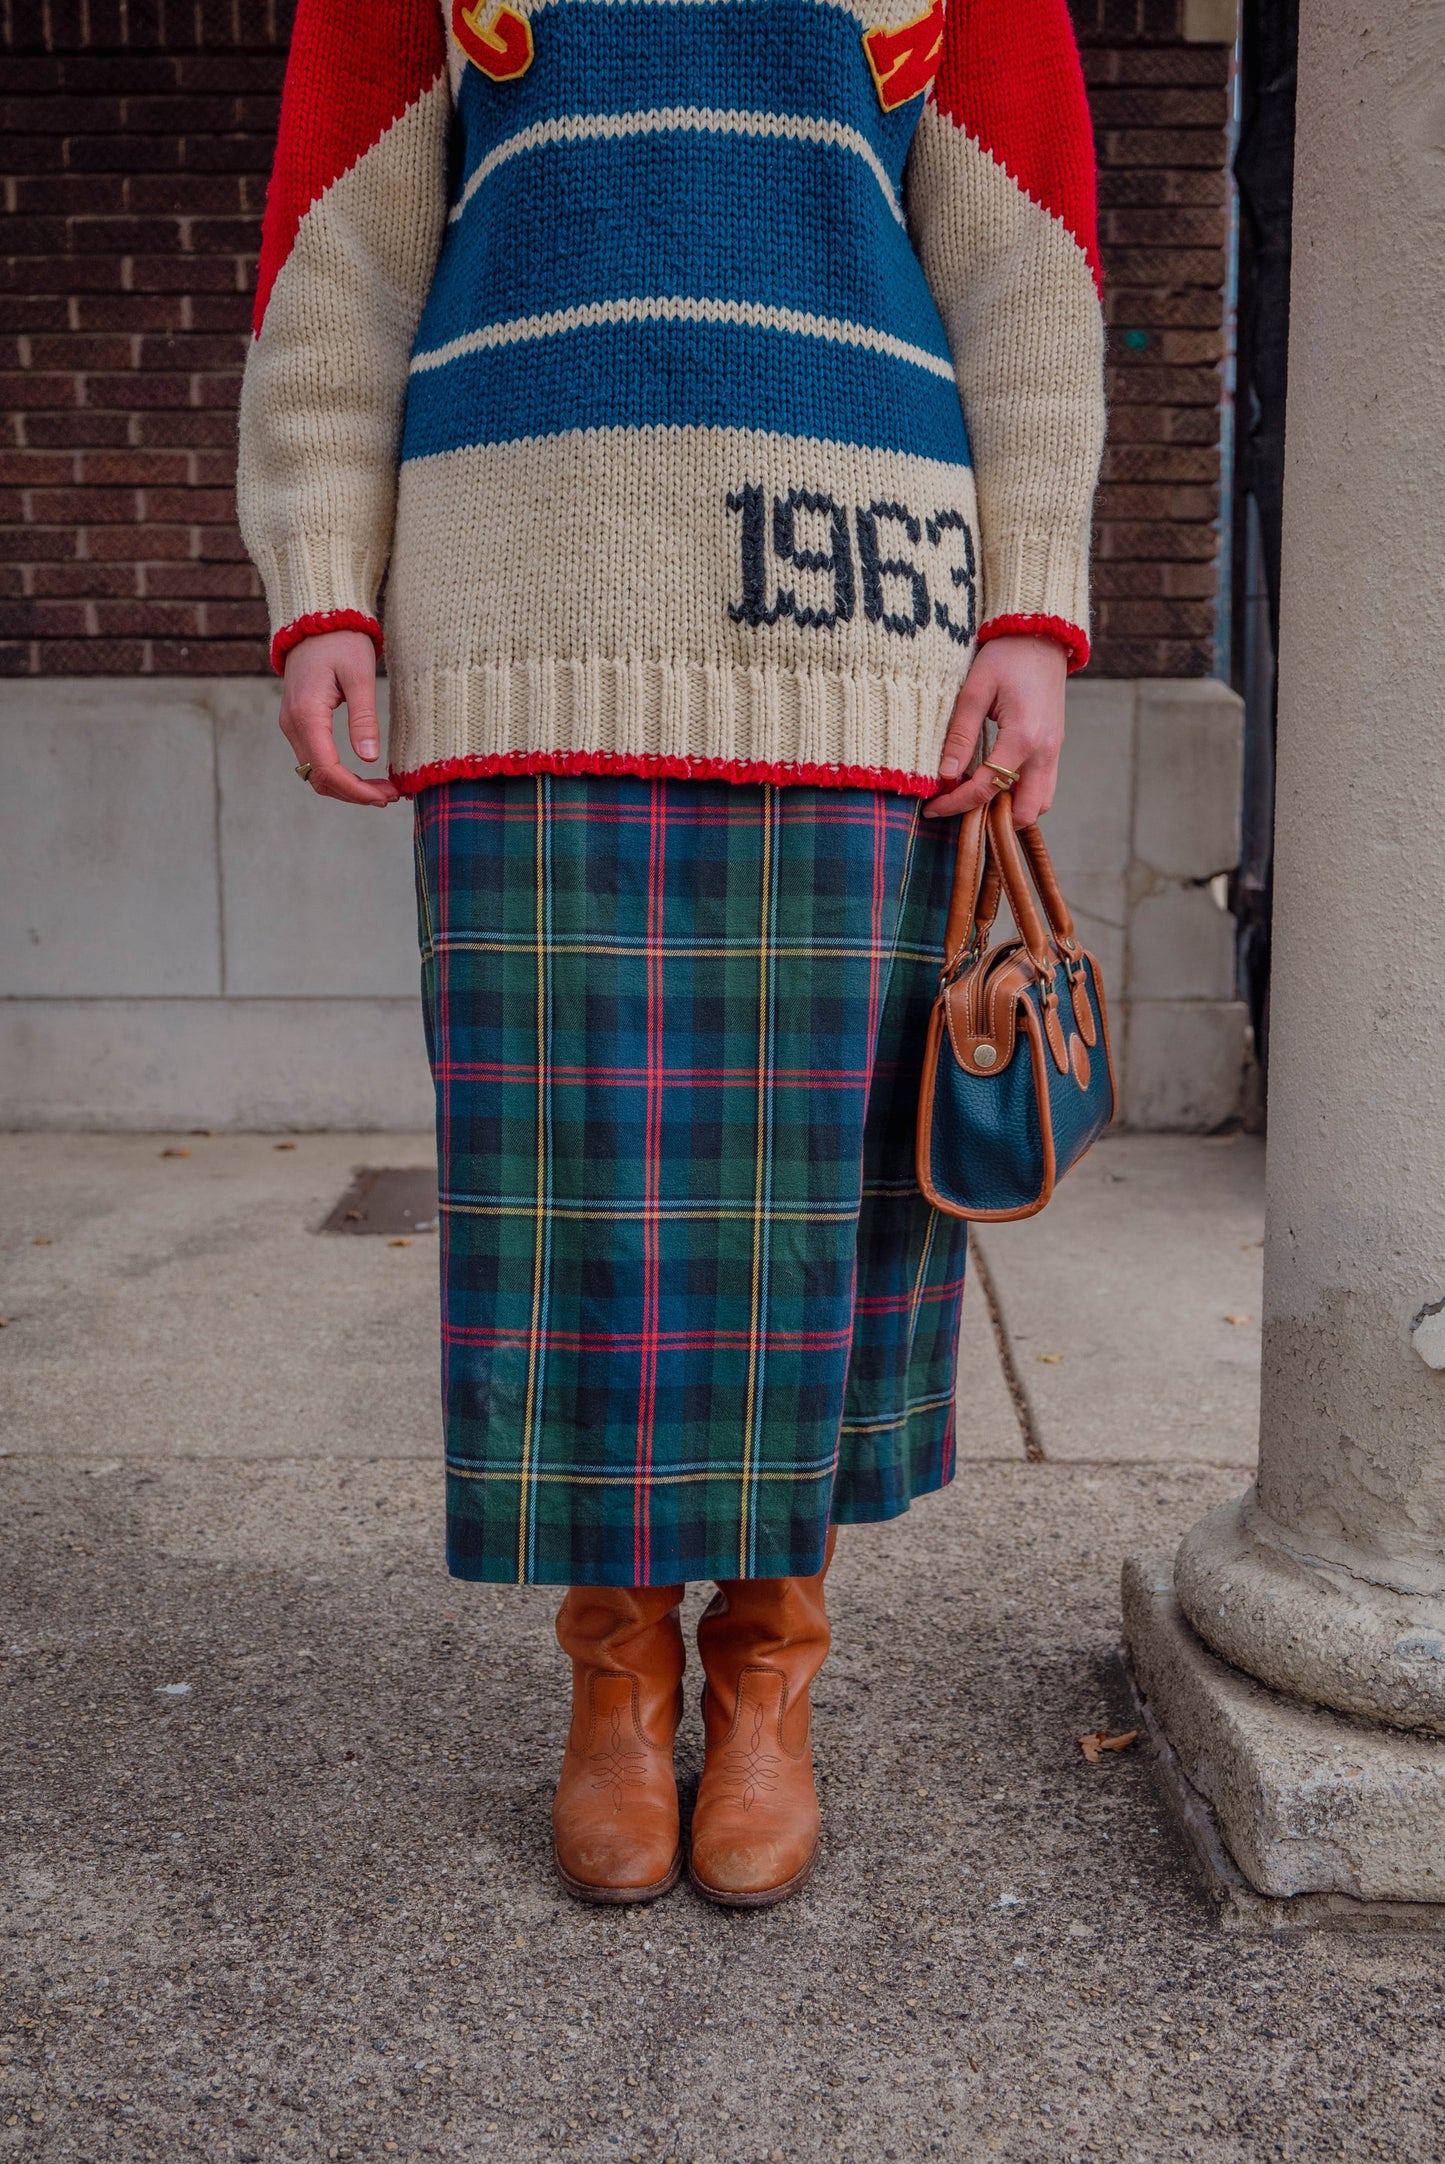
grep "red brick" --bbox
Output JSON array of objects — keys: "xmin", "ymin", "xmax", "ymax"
[
  {"xmin": 134, "ymin": 410, "xmax": 237, "ymax": 447},
  {"xmin": 1095, "ymin": 523, "xmax": 1219, "ymax": 562},
  {"xmin": 83, "ymin": 372, "xmax": 192, "ymax": 408},
  {"xmin": 1102, "ymin": 207, "xmax": 1227, "ymax": 247},
  {"xmin": 1089, "ymin": 87, "xmax": 1227, "ymax": 127},
  {"xmin": 150, "ymin": 637, "xmax": 269, "ymax": 672},
  {"xmin": 0, "ymin": 598, "xmax": 88, "ymax": 637},
  {"xmin": 67, "ymin": 136, "xmax": 183, "ymax": 173},
  {"xmin": 94, "ymin": 597, "xmax": 202, "ymax": 635},
  {"xmin": 6, "ymin": 136, "xmax": 68, "ymax": 173},
  {"xmin": 201, "ymin": 597, "xmax": 266, "ymax": 635},
  {"xmin": 0, "ymin": 255, "xmax": 127, "ymax": 294},
  {"xmin": 28, "ymin": 484, "xmax": 140, "ymax": 522},
  {"xmin": 31, "ymin": 561, "xmax": 139, "ymax": 597},
  {"xmin": 125, "ymin": 172, "xmax": 250, "ymax": 214},
  {"xmin": 1105, "ymin": 363, "xmax": 1222, "ymax": 406},
  {"xmin": 1099, "ymin": 169, "xmax": 1225, "ymax": 208},
  {"xmin": 73, "ymin": 293, "xmax": 189, "ymax": 332},
  {"xmin": 188, "ymin": 292, "xmax": 255, "ymax": 331},
  {"xmin": 1096, "ymin": 597, "xmax": 1214, "ymax": 637},
  {"xmin": 145, "ymin": 559, "xmax": 257, "ymax": 596},
  {"xmin": 0, "ymin": 526, "xmax": 78, "ymax": 561},
  {"xmin": 26, "ymin": 332, "xmax": 133, "ymax": 369},
  {"xmin": 12, "ymin": 174, "xmax": 129, "ymax": 215},
  {"xmin": 1083, "ymin": 45, "xmax": 1229, "ymax": 85},
  {"xmin": 34, "ymin": 638, "xmax": 148, "ymax": 672},
  {"xmin": 1099, "ymin": 246, "xmax": 1224, "ymax": 286},
  {"xmin": 141, "ymin": 485, "xmax": 234, "ymax": 521},
  {"xmin": 1105, "ymin": 288, "xmax": 1222, "ymax": 328},
  {"xmin": 1101, "ymin": 129, "xmax": 1227, "ymax": 170},
  {"xmin": 16, "ymin": 360, "xmax": 99, "ymax": 411},
  {"xmin": 0, "ymin": 450, "xmax": 76, "ymax": 485},
  {"xmin": 86, "ymin": 523, "xmax": 192, "ymax": 559},
  {"xmin": 22, "ymin": 410, "xmax": 132, "ymax": 448},
  {"xmin": 194, "ymin": 449, "xmax": 237, "ymax": 487},
  {"xmin": 137, "ymin": 333, "xmax": 249, "ymax": 371},
  {"xmin": 129, "ymin": 255, "xmax": 243, "ymax": 292},
  {"xmin": 1088, "ymin": 637, "xmax": 1214, "ymax": 677},
  {"xmin": 0, "ymin": 298, "xmax": 72, "ymax": 334},
  {"xmin": 69, "ymin": 217, "xmax": 181, "ymax": 253},
  {"xmin": 194, "ymin": 372, "xmax": 245, "ymax": 408},
  {"xmin": 79, "ymin": 449, "xmax": 191, "ymax": 484},
  {"xmin": 194, "ymin": 524, "xmax": 249, "ymax": 560},
  {"xmin": 1102, "ymin": 442, "xmax": 1218, "ymax": 484},
  {"xmin": 1, "ymin": 216, "xmax": 70, "ymax": 254}
]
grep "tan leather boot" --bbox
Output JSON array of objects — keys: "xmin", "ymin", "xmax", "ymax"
[
  {"xmin": 688, "ymin": 1528, "xmax": 837, "ymax": 1907},
  {"xmin": 551, "ymin": 1583, "xmax": 686, "ymax": 1903}
]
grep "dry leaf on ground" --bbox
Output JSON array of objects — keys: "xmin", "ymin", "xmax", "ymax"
[
  {"xmin": 1078, "ymin": 1729, "xmax": 1141, "ymax": 1765},
  {"xmin": 160, "ymin": 1147, "xmax": 191, "ymax": 1159}
]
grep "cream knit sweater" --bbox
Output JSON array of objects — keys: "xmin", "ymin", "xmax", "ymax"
[{"xmin": 239, "ymin": 0, "xmax": 1105, "ymax": 797}]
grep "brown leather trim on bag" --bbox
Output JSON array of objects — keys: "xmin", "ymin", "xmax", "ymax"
[{"xmin": 917, "ymin": 992, "xmax": 1059, "ymax": 1222}]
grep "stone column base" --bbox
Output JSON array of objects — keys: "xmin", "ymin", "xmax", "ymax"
[{"xmin": 1122, "ymin": 1556, "xmax": 1445, "ymax": 1923}]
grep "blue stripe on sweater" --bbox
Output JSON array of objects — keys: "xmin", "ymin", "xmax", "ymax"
[
  {"xmin": 415, "ymin": 131, "xmax": 952, "ymax": 371},
  {"xmin": 450, "ymin": 0, "xmax": 926, "ymax": 195},
  {"xmin": 399, "ymin": 313, "xmax": 970, "ymax": 464}
]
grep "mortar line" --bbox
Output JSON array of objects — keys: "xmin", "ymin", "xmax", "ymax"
[{"xmin": 970, "ymin": 1240, "xmax": 1046, "ymax": 1463}]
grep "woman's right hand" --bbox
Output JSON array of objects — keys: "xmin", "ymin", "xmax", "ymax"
[{"xmin": 279, "ymin": 629, "xmax": 400, "ymax": 808}]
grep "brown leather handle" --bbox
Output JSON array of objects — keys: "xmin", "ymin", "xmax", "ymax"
[
  {"xmin": 940, "ymin": 803, "xmax": 990, "ymax": 977},
  {"xmin": 986, "ymin": 793, "xmax": 1061, "ymax": 976},
  {"xmin": 1017, "ymin": 820, "xmax": 1078, "ymax": 951}
]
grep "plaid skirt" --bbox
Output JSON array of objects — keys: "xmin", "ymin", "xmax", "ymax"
[{"xmin": 414, "ymin": 774, "xmax": 968, "ymax": 1587}]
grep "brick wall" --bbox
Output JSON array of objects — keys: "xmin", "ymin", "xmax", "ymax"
[
  {"xmin": 1, "ymin": 0, "xmax": 1230, "ymax": 680},
  {"xmin": 1075, "ymin": 0, "xmax": 1232, "ymax": 678}
]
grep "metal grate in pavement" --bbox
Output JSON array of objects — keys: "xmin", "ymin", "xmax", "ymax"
[{"xmin": 318, "ymin": 1166, "xmax": 438, "ymax": 1236}]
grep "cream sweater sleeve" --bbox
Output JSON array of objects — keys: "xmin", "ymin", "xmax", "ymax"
[
  {"xmin": 904, "ymin": 0, "xmax": 1106, "ymax": 669},
  {"xmin": 237, "ymin": 0, "xmax": 451, "ymax": 670}
]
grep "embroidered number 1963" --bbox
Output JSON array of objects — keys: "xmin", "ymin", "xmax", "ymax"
[{"xmin": 726, "ymin": 487, "xmax": 977, "ymax": 646}]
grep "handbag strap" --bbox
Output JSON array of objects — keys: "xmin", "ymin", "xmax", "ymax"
[
  {"xmin": 985, "ymin": 793, "xmax": 1074, "ymax": 978},
  {"xmin": 939, "ymin": 804, "xmax": 1002, "ymax": 981}
]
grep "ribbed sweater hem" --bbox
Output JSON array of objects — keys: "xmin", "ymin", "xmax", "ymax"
[
  {"xmin": 392, "ymin": 746, "xmax": 938, "ymax": 799},
  {"xmin": 384, "ymin": 656, "xmax": 961, "ymax": 802}
]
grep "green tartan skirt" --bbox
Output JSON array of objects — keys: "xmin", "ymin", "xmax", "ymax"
[{"xmin": 414, "ymin": 774, "xmax": 968, "ymax": 1587}]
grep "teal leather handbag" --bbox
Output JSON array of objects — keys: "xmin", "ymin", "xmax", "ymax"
[{"xmin": 916, "ymin": 791, "xmax": 1117, "ymax": 1220}]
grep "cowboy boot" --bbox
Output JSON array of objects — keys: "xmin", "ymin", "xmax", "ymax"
[
  {"xmin": 551, "ymin": 1583, "xmax": 686, "ymax": 1904},
  {"xmin": 688, "ymin": 1529, "xmax": 837, "ymax": 1908}
]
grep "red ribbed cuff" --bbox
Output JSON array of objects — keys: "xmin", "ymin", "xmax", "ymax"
[
  {"xmin": 390, "ymin": 747, "xmax": 938, "ymax": 800},
  {"xmin": 977, "ymin": 613, "xmax": 1090, "ymax": 674},
  {"xmin": 270, "ymin": 610, "xmax": 384, "ymax": 675}
]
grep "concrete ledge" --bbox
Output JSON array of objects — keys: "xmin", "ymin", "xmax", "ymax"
[
  {"xmin": 0, "ymin": 998, "xmax": 433, "ymax": 1130},
  {"xmin": 1122, "ymin": 1553, "xmax": 1445, "ymax": 1911}
]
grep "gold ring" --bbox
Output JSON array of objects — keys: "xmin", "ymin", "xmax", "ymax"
[
  {"xmin": 294, "ymin": 762, "xmax": 313, "ymax": 781},
  {"xmin": 984, "ymin": 760, "xmax": 1020, "ymax": 786}
]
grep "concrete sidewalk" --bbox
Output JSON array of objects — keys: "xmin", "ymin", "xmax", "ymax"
[{"xmin": 3, "ymin": 1133, "xmax": 1440, "ymax": 2164}]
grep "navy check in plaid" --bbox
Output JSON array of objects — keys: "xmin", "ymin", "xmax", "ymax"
[{"xmin": 414, "ymin": 775, "xmax": 968, "ymax": 1587}]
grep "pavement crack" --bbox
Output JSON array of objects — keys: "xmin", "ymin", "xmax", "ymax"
[{"xmin": 971, "ymin": 1242, "xmax": 1045, "ymax": 1463}]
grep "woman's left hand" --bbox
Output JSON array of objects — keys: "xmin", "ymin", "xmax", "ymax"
[{"xmin": 922, "ymin": 632, "xmax": 1069, "ymax": 827}]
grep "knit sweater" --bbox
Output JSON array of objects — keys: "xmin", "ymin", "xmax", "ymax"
[{"xmin": 238, "ymin": 0, "xmax": 1105, "ymax": 799}]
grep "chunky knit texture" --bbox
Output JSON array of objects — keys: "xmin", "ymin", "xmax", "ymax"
[{"xmin": 238, "ymin": 0, "xmax": 1105, "ymax": 798}]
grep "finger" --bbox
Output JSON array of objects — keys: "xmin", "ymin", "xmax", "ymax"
[
  {"xmin": 341, "ymin": 666, "xmax": 382, "ymax": 765},
  {"xmin": 924, "ymin": 712, "xmax": 1030, "ymax": 821},
  {"xmin": 1011, "ymin": 753, "xmax": 1057, "ymax": 829},
  {"xmin": 935, "ymin": 668, "xmax": 995, "ymax": 787},
  {"xmin": 289, "ymin": 708, "xmax": 399, "ymax": 808}
]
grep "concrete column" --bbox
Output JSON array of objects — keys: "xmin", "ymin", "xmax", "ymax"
[{"xmin": 1125, "ymin": 1, "xmax": 1445, "ymax": 1909}]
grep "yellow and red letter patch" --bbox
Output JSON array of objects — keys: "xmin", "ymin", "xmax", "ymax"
[
  {"xmin": 863, "ymin": 0, "xmax": 945, "ymax": 113},
  {"xmin": 452, "ymin": 0, "xmax": 534, "ymax": 81}
]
